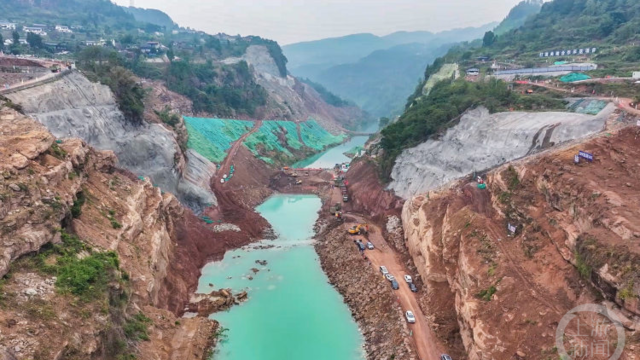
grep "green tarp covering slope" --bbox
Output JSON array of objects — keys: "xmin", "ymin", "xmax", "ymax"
[
  {"xmin": 184, "ymin": 117, "xmax": 254, "ymax": 163},
  {"xmin": 560, "ymin": 73, "xmax": 591, "ymax": 83}
]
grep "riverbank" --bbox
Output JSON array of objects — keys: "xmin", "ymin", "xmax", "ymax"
[
  {"xmin": 197, "ymin": 194, "xmax": 365, "ymax": 360},
  {"xmin": 314, "ymin": 220, "xmax": 416, "ymax": 359}
]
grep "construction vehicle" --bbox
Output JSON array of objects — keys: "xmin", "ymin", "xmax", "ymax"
[{"xmin": 348, "ymin": 224, "xmax": 368, "ymax": 235}]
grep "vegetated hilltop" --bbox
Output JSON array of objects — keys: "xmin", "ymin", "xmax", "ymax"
[
  {"xmin": 493, "ymin": 0, "xmax": 543, "ymax": 35},
  {"xmin": 284, "ymin": 24, "xmax": 497, "ymax": 118},
  {"xmin": 124, "ymin": 6, "xmax": 178, "ymax": 29},
  {"xmin": 0, "ymin": 0, "xmax": 139, "ymax": 30}
]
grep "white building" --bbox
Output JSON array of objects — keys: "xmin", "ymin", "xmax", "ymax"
[
  {"xmin": 85, "ymin": 39, "xmax": 106, "ymax": 47},
  {"xmin": 55, "ymin": 25, "xmax": 73, "ymax": 33},
  {"xmin": 24, "ymin": 27, "xmax": 47, "ymax": 36},
  {"xmin": 0, "ymin": 21, "xmax": 16, "ymax": 30},
  {"xmin": 466, "ymin": 68, "xmax": 480, "ymax": 76}
]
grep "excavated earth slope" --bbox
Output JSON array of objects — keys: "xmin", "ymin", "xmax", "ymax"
[
  {"xmin": 390, "ymin": 105, "xmax": 615, "ymax": 199},
  {"xmin": 0, "ymin": 106, "xmax": 246, "ymax": 359},
  {"xmin": 241, "ymin": 45, "xmax": 371, "ymax": 132},
  {"xmin": 5, "ymin": 72, "xmax": 217, "ymax": 211},
  {"xmin": 402, "ymin": 126, "xmax": 640, "ymax": 359}
]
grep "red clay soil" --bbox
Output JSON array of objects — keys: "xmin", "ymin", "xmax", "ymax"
[
  {"xmin": 406, "ymin": 126, "xmax": 640, "ymax": 359},
  {"xmin": 344, "ymin": 158, "xmax": 404, "ymax": 222},
  {"xmin": 0, "ymin": 57, "xmax": 46, "ymax": 68}
]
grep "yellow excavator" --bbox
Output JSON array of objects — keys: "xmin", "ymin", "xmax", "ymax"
[{"xmin": 348, "ymin": 224, "xmax": 368, "ymax": 235}]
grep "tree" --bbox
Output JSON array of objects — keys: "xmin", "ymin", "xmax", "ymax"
[
  {"xmin": 0, "ymin": 34, "xmax": 4, "ymax": 52},
  {"xmin": 482, "ymin": 31, "xmax": 496, "ymax": 47},
  {"xmin": 12, "ymin": 31, "xmax": 19, "ymax": 45},
  {"xmin": 27, "ymin": 32, "xmax": 43, "ymax": 49},
  {"xmin": 379, "ymin": 117, "xmax": 391, "ymax": 128}
]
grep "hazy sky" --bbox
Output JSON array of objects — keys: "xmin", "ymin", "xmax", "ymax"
[{"xmin": 113, "ymin": 0, "xmax": 523, "ymax": 45}]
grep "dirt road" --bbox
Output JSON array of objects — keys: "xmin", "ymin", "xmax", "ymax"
[
  {"xmin": 525, "ymin": 81, "xmax": 640, "ymax": 116},
  {"xmin": 216, "ymin": 120, "xmax": 262, "ymax": 183},
  {"xmin": 339, "ymin": 189, "xmax": 446, "ymax": 360}
]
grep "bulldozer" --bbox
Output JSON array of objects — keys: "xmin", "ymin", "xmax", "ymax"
[{"xmin": 348, "ymin": 223, "xmax": 368, "ymax": 235}]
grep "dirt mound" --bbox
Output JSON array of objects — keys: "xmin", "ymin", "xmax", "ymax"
[
  {"xmin": 0, "ymin": 58, "xmax": 45, "ymax": 68},
  {"xmin": 345, "ymin": 158, "xmax": 404, "ymax": 222}
]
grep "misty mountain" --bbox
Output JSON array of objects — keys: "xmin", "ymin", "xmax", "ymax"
[
  {"xmin": 284, "ymin": 23, "xmax": 497, "ymax": 118},
  {"xmin": 314, "ymin": 42, "xmax": 451, "ymax": 118}
]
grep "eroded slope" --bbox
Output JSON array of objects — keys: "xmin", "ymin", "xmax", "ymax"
[{"xmin": 402, "ymin": 127, "xmax": 640, "ymax": 359}]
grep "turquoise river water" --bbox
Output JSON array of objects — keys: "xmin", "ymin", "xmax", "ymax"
[
  {"xmin": 197, "ymin": 194, "xmax": 365, "ymax": 360},
  {"xmin": 293, "ymin": 135, "xmax": 369, "ymax": 169}
]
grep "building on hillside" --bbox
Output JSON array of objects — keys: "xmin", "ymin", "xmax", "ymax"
[
  {"xmin": 24, "ymin": 26, "xmax": 47, "ymax": 36},
  {"xmin": 45, "ymin": 42, "xmax": 71, "ymax": 52},
  {"xmin": 0, "ymin": 21, "xmax": 16, "ymax": 30},
  {"xmin": 466, "ymin": 68, "xmax": 480, "ymax": 76},
  {"xmin": 55, "ymin": 25, "xmax": 72, "ymax": 33},
  {"xmin": 3, "ymin": 39, "xmax": 12, "ymax": 47},
  {"xmin": 476, "ymin": 56, "xmax": 491, "ymax": 62},
  {"xmin": 85, "ymin": 39, "xmax": 106, "ymax": 47}
]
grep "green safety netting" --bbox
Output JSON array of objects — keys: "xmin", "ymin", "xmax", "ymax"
[
  {"xmin": 243, "ymin": 120, "xmax": 303, "ymax": 159},
  {"xmin": 299, "ymin": 119, "xmax": 346, "ymax": 151},
  {"xmin": 554, "ymin": 61, "xmax": 568, "ymax": 65},
  {"xmin": 568, "ymin": 99, "xmax": 608, "ymax": 115},
  {"xmin": 184, "ymin": 117, "xmax": 254, "ymax": 163},
  {"xmin": 478, "ymin": 183, "xmax": 487, "ymax": 190},
  {"xmin": 560, "ymin": 73, "xmax": 591, "ymax": 83}
]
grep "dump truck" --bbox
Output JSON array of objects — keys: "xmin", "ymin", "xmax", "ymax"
[{"xmin": 348, "ymin": 224, "xmax": 368, "ymax": 235}]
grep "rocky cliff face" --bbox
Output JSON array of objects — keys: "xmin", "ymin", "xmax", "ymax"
[
  {"xmin": 241, "ymin": 45, "xmax": 371, "ymax": 132},
  {"xmin": 5, "ymin": 72, "xmax": 217, "ymax": 212},
  {"xmin": 401, "ymin": 127, "xmax": 640, "ymax": 359},
  {"xmin": 0, "ymin": 106, "xmax": 237, "ymax": 359},
  {"xmin": 390, "ymin": 105, "xmax": 615, "ymax": 199}
]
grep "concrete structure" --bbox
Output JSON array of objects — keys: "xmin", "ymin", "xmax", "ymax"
[{"xmin": 495, "ymin": 64, "xmax": 597, "ymax": 76}]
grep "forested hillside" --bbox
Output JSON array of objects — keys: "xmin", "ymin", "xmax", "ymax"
[
  {"xmin": 493, "ymin": 0, "xmax": 543, "ymax": 35},
  {"xmin": 0, "ymin": 0, "xmax": 137, "ymax": 29},
  {"xmin": 124, "ymin": 6, "xmax": 177, "ymax": 29}
]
